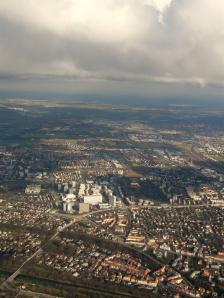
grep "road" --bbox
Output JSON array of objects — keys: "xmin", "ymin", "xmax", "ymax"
[{"xmin": 17, "ymin": 289, "xmax": 58, "ymax": 298}]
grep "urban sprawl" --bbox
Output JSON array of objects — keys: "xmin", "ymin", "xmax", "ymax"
[{"xmin": 0, "ymin": 99, "xmax": 224, "ymax": 297}]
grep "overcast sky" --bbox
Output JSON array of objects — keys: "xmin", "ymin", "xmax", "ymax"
[{"xmin": 0, "ymin": 0, "xmax": 223, "ymax": 102}]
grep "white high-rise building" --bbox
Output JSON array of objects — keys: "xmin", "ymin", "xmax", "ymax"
[
  {"xmin": 109, "ymin": 195, "xmax": 117, "ymax": 207},
  {"xmin": 63, "ymin": 201, "xmax": 75, "ymax": 213}
]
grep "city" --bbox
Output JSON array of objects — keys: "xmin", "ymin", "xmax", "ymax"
[{"xmin": 0, "ymin": 99, "xmax": 224, "ymax": 297}]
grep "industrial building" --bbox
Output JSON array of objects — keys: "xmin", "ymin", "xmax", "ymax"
[{"xmin": 83, "ymin": 194, "xmax": 103, "ymax": 205}]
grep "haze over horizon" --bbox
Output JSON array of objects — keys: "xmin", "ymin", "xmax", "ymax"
[{"xmin": 0, "ymin": 0, "xmax": 224, "ymax": 103}]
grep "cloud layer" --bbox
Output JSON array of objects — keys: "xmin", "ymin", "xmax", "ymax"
[{"xmin": 0, "ymin": 0, "xmax": 224, "ymax": 95}]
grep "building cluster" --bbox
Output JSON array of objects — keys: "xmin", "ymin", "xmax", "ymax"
[
  {"xmin": 60, "ymin": 181, "xmax": 119, "ymax": 214},
  {"xmin": 0, "ymin": 229, "xmax": 42, "ymax": 265},
  {"xmin": 89, "ymin": 208, "xmax": 129, "ymax": 238},
  {"xmin": 196, "ymin": 136, "xmax": 224, "ymax": 160},
  {"xmin": 130, "ymin": 206, "xmax": 224, "ymax": 295},
  {"xmin": 131, "ymin": 206, "xmax": 224, "ymax": 256},
  {"xmin": 186, "ymin": 185, "xmax": 224, "ymax": 205},
  {"xmin": 25, "ymin": 184, "xmax": 41, "ymax": 195},
  {"xmin": 0, "ymin": 193, "xmax": 70, "ymax": 232},
  {"xmin": 66, "ymin": 220, "xmax": 117, "ymax": 240},
  {"xmin": 33, "ymin": 235, "xmax": 196, "ymax": 297},
  {"xmin": 171, "ymin": 254, "xmax": 224, "ymax": 296},
  {"xmin": 0, "ymin": 147, "xmax": 51, "ymax": 183}
]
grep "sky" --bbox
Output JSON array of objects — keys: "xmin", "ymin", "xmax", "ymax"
[{"xmin": 0, "ymin": 0, "xmax": 224, "ymax": 103}]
